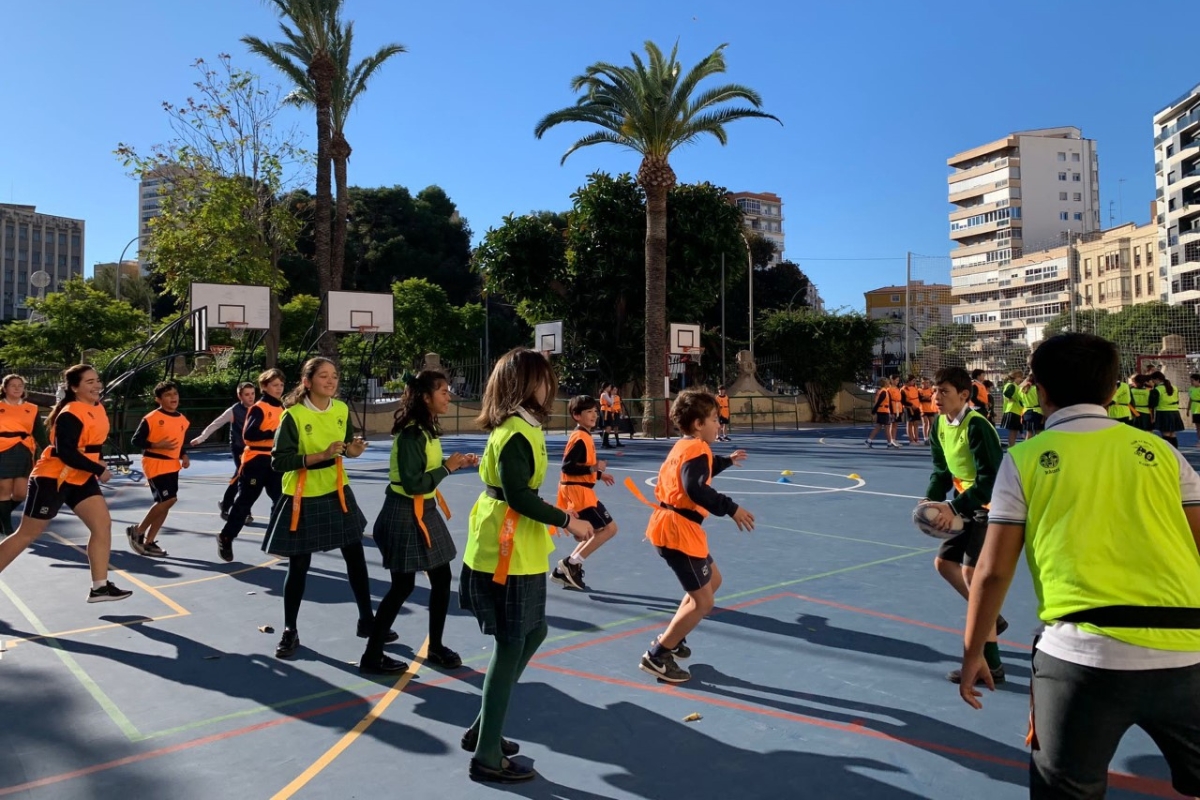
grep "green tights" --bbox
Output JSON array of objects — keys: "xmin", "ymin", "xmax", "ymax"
[{"xmin": 467, "ymin": 623, "xmax": 547, "ymax": 767}]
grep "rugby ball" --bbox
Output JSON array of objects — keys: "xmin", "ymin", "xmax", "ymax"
[{"xmin": 912, "ymin": 502, "xmax": 965, "ymax": 540}]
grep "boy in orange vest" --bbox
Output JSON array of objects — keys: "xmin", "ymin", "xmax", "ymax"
[
  {"xmin": 638, "ymin": 389, "xmax": 755, "ymax": 683},
  {"xmin": 127, "ymin": 381, "xmax": 190, "ymax": 557},
  {"xmin": 552, "ymin": 395, "xmax": 618, "ymax": 591},
  {"xmin": 715, "ymin": 385, "xmax": 732, "ymax": 442}
]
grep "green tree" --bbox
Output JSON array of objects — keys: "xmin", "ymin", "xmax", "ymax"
[
  {"xmin": 919, "ymin": 322, "xmax": 979, "ymax": 370},
  {"xmin": 244, "ymin": 0, "xmax": 342, "ymax": 356},
  {"xmin": 475, "ymin": 173, "xmax": 748, "ymax": 391},
  {"xmin": 115, "ymin": 55, "xmax": 304, "ymax": 366},
  {"xmin": 340, "ymin": 279, "xmax": 484, "ymax": 369},
  {"xmin": 0, "ymin": 278, "xmax": 150, "ymax": 368},
  {"xmin": 280, "ymin": 293, "xmax": 321, "ymax": 351},
  {"xmin": 759, "ymin": 309, "xmax": 880, "ymax": 421},
  {"xmin": 90, "ymin": 269, "xmax": 156, "ymax": 318},
  {"xmin": 535, "ymin": 41, "xmax": 779, "ymax": 431}
]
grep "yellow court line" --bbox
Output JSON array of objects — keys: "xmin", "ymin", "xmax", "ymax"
[
  {"xmin": 152, "ymin": 558, "xmax": 282, "ymax": 590},
  {"xmin": 271, "ymin": 637, "xmax": 430, "ymax": 800},
  {"xmin": 47, "ymin": 532, "xmax": 190, "ymax": 618},
  {"xmin": 3, "ymin": 612, "xmax": 186, "ymax": 650}
]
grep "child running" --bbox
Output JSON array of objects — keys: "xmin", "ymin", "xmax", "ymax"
[
  {"xmin": 865, "ymin": 377, "xmax": 896, "ymax": 449},
  {"xmin": 360, "ymin": 370, "xmax": 478, "ymax": 675},
  {"xmin": 639, "ymin": 389, "xmax": 755, "ymax": 684},
  {"xmin": 959, "ymin": 333, "xmax": 1200, "ymax": 799},
  {"xmin": 126, "ymin": 381, "xmax": 190, "ymax": 557},
  {"xmin": 261, "ymin": 357, "xmax": 382, "ymax": 660},
  {"xmin": 552, "ymin": 395, "xmax": 618, "ymax": 591},
  {"xmin": 0, "ymin": 364, "xmax": 132, "ymax": 602},
  {"xmin": 459, "ymin": 348, "xmax": 592, "ymax": 783},
  {"xmin": 922, "ymin": 366, "xmax": 1007, "ymax": 684},
  {"xmin": 191, "ymin": 381, "xmax": 256, "ymax": 523},
  {"xmin": 217, "ymin": 369, "xmax": 285, "ymax": 563},
  {"xmin": 0, "ymin": 374, "xmax": 47, "ymax": 537}
]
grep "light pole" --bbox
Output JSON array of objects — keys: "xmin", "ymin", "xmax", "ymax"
[
  {"xmin": 114, "ymin": 234, "xmax": 141, "ymax": 302},
  {"xmin": 740, "ymin": 232, "xmax": 755, "ymax": 356}
]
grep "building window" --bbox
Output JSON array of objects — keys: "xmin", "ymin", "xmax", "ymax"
[
  {"xmin": 1072, "ymin": 153, "xmax": 1081, "ymax": 162},
  {"xmin": 1148, "ymin": 274, "xmax": 1155, "ymax": 293},
  {"xmin": 1058, "ymin": 172, "xmax": 1067, "ymax": 181},
  {"xmin": 1074, "ymin": 212, "xmax": 1083, "ymax": 221},
  {"xmin": 1060, "ymin": 211, "xmax": 1069, "ymax": 220},
  {"xmin": 1073, "ymin": 192, "xmax": 1082, "ymax": 201},
  {"xmin": 1059, "ymin": 192, "xmax": 1068, "ymax": 201},
  {"xmin": 1057, "ymin": 152, "xmax": 1066, "ymax": 161},
  {"xmin": 890, "ymin": 294, "xmax": 900, "ymax": 302},
  {"xmin": 1135, "ymin": 274, "xmax": 1142, "ymax": 296},
  {"xmin": 1135, "ymin": 249, "xmax": 1142, "ymax": 267},
  {"xmin": 1072, "ymin": 173, "xmax": 1081, "ymax": 182}
]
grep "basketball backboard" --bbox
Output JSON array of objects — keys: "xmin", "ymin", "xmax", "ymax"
[
  {"xmin": 534, "ymin": 320, "xmax": 563, "ymax": 355},
  {"xmin": 190, "ymin": 282, "xmax": 271, "ymax": 352},
  {"xmin": 670, "ymin": 323, "xmax": 702, "ymax": 354},
  {"xmin": 328, "ymin": 291, "xmax": 395, "ymax": 334}
]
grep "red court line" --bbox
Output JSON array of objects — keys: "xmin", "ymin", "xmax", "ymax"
[
  {"xmin": 0, "ymin": 672, "xmax": 471, "ymax": 798},
  {"xmin": 533, "ymin": 592, "xmax": 792, "ymax": 661},
  {"xmin": 530, "ymin": 662, "xmax": 1180, "ymax": 799},
  {"xmin": 787, "ymin": 592, "xmax": 1033, "ymax": 650}
]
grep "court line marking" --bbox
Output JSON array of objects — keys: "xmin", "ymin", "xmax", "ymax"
[
  {"xmin": 151, "ymin": 558, "xmax": 282, "ymax": 590},
  {"xmin": 756, "ymin": 524, "xmax": 928, "ymax": 551},
  {"xmin": 0, "ymin": 579, "xmax": 143, "ymax": 741},
  {"xmin": 271, "ymin": 637, "xmax": 429, "ymax": 800},
  {"xmin": 616, "ymin": 466, "xmax": 868, "ymax": 497},
  {"xmin": 528, "ymin": 661, "xmax": 1177, "ymax": 799},
  {"xmin": 2, "ymin": 612, "xmax": 187, "ymax": 650}
]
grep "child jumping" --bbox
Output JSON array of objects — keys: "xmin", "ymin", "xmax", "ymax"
[
  {"xmin": 552, "ymin": 395, "xmax": 618, "ymax": 591},
  {"xmin": 126, "ymin": 381, "xmax": 190, "ymax": 557},
  {"xmin": 639, "ymin": 389, "xmax": 755, "ymax": 684}
]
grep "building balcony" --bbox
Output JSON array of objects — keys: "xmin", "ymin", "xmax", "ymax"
[
  {"xmin": 950, "ymin": 238, "xmax": 1011, "ymax": 259},
  {"xmin": 1181, "ymin": 226, "xmax": 1200, "ymax": 243},
  {"xmin": 948, "ymin": 178, "xmax": 1018, "ymax": 205},
  {"xmin": 950, "ymin": 218, "xmax": 1012, "ymax": 241},
  {"xmin": 948, "ymin": 199, "xmax": 1018, "ymax": 222},
  {"xmin": 947, "ymin": 157, "xmax": 1019, "ymax": 185},
  {"xmin": 1155, "ymin": 107, "xmax": 1200, "ymax": 145},
  {"xmin": 1170, "ymin": 139, "xmax": 1200, "ymax": 163}
]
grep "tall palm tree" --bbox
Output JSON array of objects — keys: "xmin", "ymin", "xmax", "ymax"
[
  {"xmin": 244, "ymin": 0, "xmax": 340, "ymax": 353},
  {"xmin": 535, "ymin": 41, "xmax": 779, "ymax": 432}
]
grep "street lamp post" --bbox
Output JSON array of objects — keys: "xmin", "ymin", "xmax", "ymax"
[
  {"xmin": 740, "ymin": 233, "xmax": 755, "ymax": 357},
  {"xmin": 114, "ymin": 234, "xmax": 141, "ymax": 303}
]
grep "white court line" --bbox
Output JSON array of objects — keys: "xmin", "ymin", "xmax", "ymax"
[{"xmin": 613, "ymin": 467, "xmax": 865, "ymax": 496}]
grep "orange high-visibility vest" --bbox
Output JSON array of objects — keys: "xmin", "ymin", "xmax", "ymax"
[
  {"xmin": 32, "ymin": 402, "xmax": 108, "ymax": 486},
  {"xmin": 716, "ymin": 395, "xmax": 730, "ymax": 417},
  {"xmin": 0, "ymin": 401, "xmax": 40, "ymax": 456},
  {"xmin": 886, "ymin": 386, "xmax": 903, "ymax": 415},
  {"xmin": 645, "ymin": 438, "xmax": 713, "ymax": 558},
  {"xmin": 557, "ymin": 428, "xmax": 599, "ymax": 513},
  {"xmin": 140, "ymin": 409, "xmax": 190, "ymax": 479},
  {"xmin": 241, "ymin": 399, "xmax": 282, "ymax": 466}
]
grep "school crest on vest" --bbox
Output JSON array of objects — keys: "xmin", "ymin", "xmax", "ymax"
[
  {"xmin": 1132, "ymin": 443, "xmax": 1158, "ymax": 465},
  {"xmin": 1038, "ymin": 451, "xmax": 1060, "ymax": 473}
]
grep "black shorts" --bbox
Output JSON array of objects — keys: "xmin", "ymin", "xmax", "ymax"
[
  {"xmin": 577, "ymin": 501, "xmax": 614, "ymax": 531},
  {"xmin": 147, "ymin": 471, "xmax": 180, "ymax": 503},
  {"xmin": 1000, "ymin": 411, "xmax": 1023, "ymax": 432},
  {"xmin": 718, "ymin": 415, "xmax": 730, "ymax": 426},
  {"xmin": 657, "ymin": 545, "xmax": 714, "ymax": 592},
  {"xmin": 936, "ymin": 512, "xmax": 988, "ymax": 567},
  {"xmin": 24, "ymin": 476, "xmax": 103, "ymax": 521},
  {"xmin": 874, "ymin": 412, "xmax": 892, "ymax": 426},
  {"xmin": 1023, "ymin": 411, "xmax": 1045, "ymax": 433},
  {"xmin": 1192, "ymin": 413, "xmax": 1200, "ymax": 425}
]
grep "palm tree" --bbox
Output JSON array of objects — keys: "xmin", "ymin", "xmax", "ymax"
[
  {"xmin": 535, "ymin": 41, "xmax": 779, "ymax": 433},
  {"xmin": 244, "ymin": 0, "xmax": 340, "ymax": 353}
]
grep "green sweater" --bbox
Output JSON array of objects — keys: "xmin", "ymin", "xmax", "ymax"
[{"xmin": 925, "ymin": 413, "xmax": 1003, "ymax": 514}]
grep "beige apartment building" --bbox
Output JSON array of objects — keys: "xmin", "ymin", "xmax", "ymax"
[
  {"xmin": 1076, "ymin": 213, "xmax": 1159, "ymax": 312},
  {"xmin": 0, "ymin": 203, "xmax": 85, "ymax": 320},
  {"xmin": 1155, "ymin": 82, "xmax": 1200, "ymax": 309},
  {"xmin": 727, "ymin": 191, "xmax": 785, "ymax": 263},
  {"xmin": 865, "ymin": 281, "xmax": 956, "ymax": 365},
  {"xmin": 138, "ymin": 163, "xmax": 186, "ymax": 266}
]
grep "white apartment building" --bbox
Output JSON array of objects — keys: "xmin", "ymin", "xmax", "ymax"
[
  {"xmin": 947, "ymin": 127, "xmax": 1100, "ymax": 348},
  {"xmin": 0, "ymin": 204, "xmax": 85, "ymax": 320},
  {"xmin": 138, "ymin": 163, "xmax": 185, "ymax": 267},
  {"xmin": 1155, "ymin": 82, "xmax": 1200, "ymax": 308},
  {"xmin": 727, "ymin": 191, "xmax": 785, "ymax": 264}
]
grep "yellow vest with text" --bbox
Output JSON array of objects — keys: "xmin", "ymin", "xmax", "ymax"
[
  {"xmin": 280, "ymin": 401, "xmax": 350, "ymax": 497},
  {"xmin": 1018, "ymin": 385, "xmax": 1041, "ymax": 414},
  {"xmin": 390, "ymin": 426, "xmax": 442, "ymax": 499},
  {"xmin": 1108, "ymin": 382, "xmax": 1132, "ymax": 420},
  {"xmin": 1131, "ymin": 386, "xmax": 1152, "ymax": 412},
  {"xmin": 1009, "ymin": 424, "xmax": 1200, "ymax": 651},
  {"xmin": 464, "ymin": 415, "xmax": 555, "ymax": 576},
  {"xmin": 936, "ymin": 409, "xmax": 997, "ymax": 497}
]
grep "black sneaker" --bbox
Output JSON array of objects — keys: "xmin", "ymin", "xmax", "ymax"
[
  {"xmin": 654, "ymin": 636, "xmax": 691, "ymax": 660},
  {"xmin": 245, "ymin": 514, "xmax": 254, "ymax": 524},
  {"xmin": 275, "ymin": 629, "xmax": 299, "ymax": 659},
  {"xmin": 142, "ymin": 541, "xmax": 169, "ymax": 558},
  {"xmin": 358, "ymin": 653, "xmax": 408, "ymax": 675},
  {"xmin": 996, "ymin": 615, "xmax": 1009, "ymax": 636},
  {"xmin": 947, "ymin": 664, "xmax": 1006, "ymax": 685},
  {"xmin": 218, "ymin": 500, "xmax": 229, "ymax": 522},
  {"xmin": 126, "ymin": 525, "xmax": 146, "ymax": 555},
  {"xmin": 217, "ymin": 535, "xmax": 233, "ymax": 563},
  {"xmin": 356, "ymin": 619, "xmax": 399, "ymax": 643},
  {"xmin": 553, "ymin": 558, "xmax": 588, "ymax": 591},
  {"xmin": 426, "ymin": 644, "xmax": 463, "ymax": 669},
  {"xmin": 87, "ymin": 581, "xmax": 133, "ymax": 603},
  {"xmin": 639, "ymin": 650, "xmax": 690, "ymax": 683},
  {"xmin": 469, "ymin": 757, "xmax": 535, "ymax": 784},
  {"xmin": 461, "ymin": 728, "xmax": 520, "ymax": 756}
]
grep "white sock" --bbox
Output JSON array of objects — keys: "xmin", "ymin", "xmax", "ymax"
[
  {"xmin": 92, "ymin": 580, "xmax": 106, "ymax": 590},
  {"xmin": 568, "ymin": 554, "xmax": 585, "ymax": 566}
]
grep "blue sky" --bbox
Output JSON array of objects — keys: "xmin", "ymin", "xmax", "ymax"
[{"xmin": 0, "ymin": 0, "xmax": 1181, "ymax": 312}]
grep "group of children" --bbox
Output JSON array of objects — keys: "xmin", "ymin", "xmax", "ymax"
[{"xmin": 865, "ymin": 375, "xmax": 939, "ymax": 448}]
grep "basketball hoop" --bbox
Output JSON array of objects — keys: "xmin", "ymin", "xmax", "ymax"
[
  {"xmin": 209, "ymin": 345, "xmax": 235, "ymax": 370},
  {"xmin": 679, "ymin": 346, "xmax": 703, "ymax": 363},
  {"xmin": 225, "ymin": 321, "xmax": 249, "ymax": 341},
  {"xmin": 356, "ymin": 325, "xmax": 380, "ymax": 344}
]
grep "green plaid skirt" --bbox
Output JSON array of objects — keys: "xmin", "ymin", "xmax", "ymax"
[
  {"xmin": 373, "ymin": 490, "xmax": 457, "ymax": 573},
  {"xmin": 261, "ymin": 487, "xmax": 367, "ymax": 556},
  {"xmin": 0, "ymin": 446, "xmax": 33, "ymax": 479},
  {"xmin": 459, "ymin": 563, "xmax": 547, "ymax": 644}
]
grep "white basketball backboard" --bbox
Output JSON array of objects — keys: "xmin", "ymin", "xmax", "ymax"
[
  {"xmin": 190, "ymin": 283, "xmax": 271, "ymax": 329},
  {"xmin": 327, "ymin": 291, "xmax": 394, "ymax": 334},
  {"xmin": 670, "ymin": 323, "xmax": 702, "ymax": 354},
  {"xmin": 534, "ymin": 320, "xmax": 563, "ymax": 355}
]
